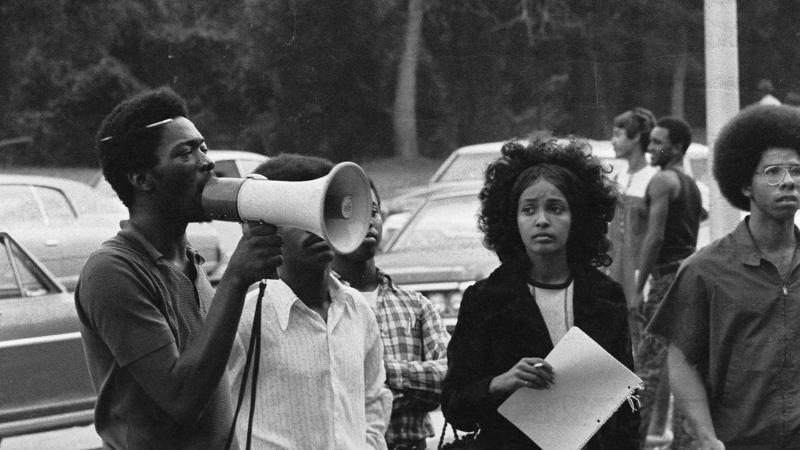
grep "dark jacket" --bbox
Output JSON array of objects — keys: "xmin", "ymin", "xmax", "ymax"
[{"xmin": 441, "ymin": 263, "xmax": 639, "ymax": 449}]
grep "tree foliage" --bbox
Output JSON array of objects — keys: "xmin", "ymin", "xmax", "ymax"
[{"xmin": 0, "ymin": 0, "xmax": 797, "ymax": 166}]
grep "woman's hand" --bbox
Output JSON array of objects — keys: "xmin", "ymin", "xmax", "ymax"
[{"xmin": 489, "ymin": 357, "xmax": 554, "ymax": 395}]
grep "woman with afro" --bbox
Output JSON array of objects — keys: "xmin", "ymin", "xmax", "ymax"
[{"xmin": 441, "ymin": 138, "xmax": 639, "ymax": 449}]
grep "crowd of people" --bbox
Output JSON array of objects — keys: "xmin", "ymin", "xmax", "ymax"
[{"xmin": 74, "ymin": 85, "xmax": 800, "ymax": 449}]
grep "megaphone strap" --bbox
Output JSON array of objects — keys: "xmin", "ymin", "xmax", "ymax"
[{"xmin": 226, "ymin": 280, "xmax": 267, "ymax": 450}]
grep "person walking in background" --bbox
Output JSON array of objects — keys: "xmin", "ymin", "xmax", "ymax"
[
  {"xmin": 442, "ymin": 138, "xmax": 638, "ymax": 449},
  {"xmin": 228, "ymin": 154, "xmax": 393, "ymax": 449},
  {"xmin": 634, "ymin": 116, "xmax": 706, "ymax": 448},
  {"xmin": 649, "ymin": 104, "xmax": 800, "ymax": 449},
  {"xmin": 75, "ymin": 87, "xmax": 284, "ymax": 449},
  {"xmin": 332, "ymin": 180, "xmax": 450, "ymax": 450},
  {"xmin": 606, "ymin": 106, "xmax": 659, "ymax": 360}
]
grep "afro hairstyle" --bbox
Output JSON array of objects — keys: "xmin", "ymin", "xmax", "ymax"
[
  {"xmin": 713, "ymin": 104, "xmax": 800, "ymax": 211},
  {"xmin": 478, "ymin": 138, "xmax": 617, "ymax": 271}
]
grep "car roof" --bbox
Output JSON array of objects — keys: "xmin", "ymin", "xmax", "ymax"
[
  {"xmin": 0, "ymin": 173, "xmax": 89, "ymax": 187},
  {"xmin": 0, "ymin": 173, "xmax": 92, "ymax": 190},
  {"xmin": 448, "ymin": 138, "xmax": 707, "ymax": 160},
  {"xmin": 450, "ymin": 141, "xmax": 508, "ymax": 155},
  {"xmin": 207, "ymin": 149, "xmax": 267, "ymax": 162},
  {"xmin": 450, "ymin": 139, "xmax": 617, "ymax": 158}
]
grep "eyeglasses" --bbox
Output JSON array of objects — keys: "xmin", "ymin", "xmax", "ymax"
[
  {"xmin": 98, "ymin": 118, "xmax": 173, "ymax": 143},
  {"xmin": 759, "ymin": 164, "xmax": 800, "ymax": 185}
]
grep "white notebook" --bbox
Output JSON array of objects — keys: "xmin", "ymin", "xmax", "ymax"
[{"xmin": 497, "ymin": 326, "xmax": 642, "ymax": 450}]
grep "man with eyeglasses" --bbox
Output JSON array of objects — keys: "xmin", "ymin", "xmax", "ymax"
[
  {"xmin": 647, "ymin": 104, "xmax": 800, "ymax": 449},
  {"xmin": 634, "ymin": 116, "xmax": 707, "ymax": 448}
]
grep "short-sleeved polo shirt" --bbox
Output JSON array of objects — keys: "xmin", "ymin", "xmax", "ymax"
[
  {"xmin": 75, "ymin": 221, "xmax": 235, "ymax": 449},
  {"xmin": 648, "ymin": 218, "xmax": 800, "ymax": 448}
]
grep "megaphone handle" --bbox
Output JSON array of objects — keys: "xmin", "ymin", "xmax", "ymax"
[{"xmin": 243, "ymin": 219, "xmax": 280, "ymax": 280}]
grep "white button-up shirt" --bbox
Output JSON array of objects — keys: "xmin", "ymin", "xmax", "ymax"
[{"xmin": 228, "ymin": 275, "xmax": 392, "ymax": 449}]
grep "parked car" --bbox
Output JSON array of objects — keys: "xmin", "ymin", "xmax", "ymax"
[
  {"xmin": 428, "ymin": 139, "xmax": 710, "ymax": 185},
  {"xmin": 378, "ymin": 139, "xmax": 713, "ymax": 331},
  {"xmin": 91, "ymin": 149, "xmax": 266, "ymax": 283},
  {"xmin": 384, "ymin": 139, "xmax": 711, "ymax": 247},
  {"xmin": 0, "ymin": 174, "xmax": 131, "ymax": 291},
  {"xmin": 376, "ymin": 187, "xmax": 497, "ymax": 331},
  {"xmin": 0, "ymin": 231, "xmax": 94, "ymax": 439}
]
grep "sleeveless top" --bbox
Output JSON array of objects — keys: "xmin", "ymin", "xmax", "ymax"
[{"xmin": 651, "ymin": 168, "xmax": 703, "ymax": 264}]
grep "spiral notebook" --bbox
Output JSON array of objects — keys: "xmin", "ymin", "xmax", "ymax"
[{"xmin": 497, "ymin": 326, "xmax": 642, "ymax": 450}]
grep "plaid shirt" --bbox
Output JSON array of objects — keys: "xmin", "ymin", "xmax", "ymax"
[{"xmin": 335, "ymin": 269, "xmax": 450, "ymax": 445}]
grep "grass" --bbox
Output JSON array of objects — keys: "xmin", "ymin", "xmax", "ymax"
[{"xmin": 0, "ymin": 155, "xmax": 445, "ymax": 200}]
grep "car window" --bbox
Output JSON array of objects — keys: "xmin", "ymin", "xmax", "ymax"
[
  {"xmin": 0, "ymin": 239, "xmax": 22, "ymax": 298},
  {"xmin": 0, "ymin": 185, "xmax": 43, "ymax": 225},
  {"xmin": 35, "ymin": 186, "xmax": 77, "ymax": 225},
  {"xmin": 391, "ymin": 195, "xmax": 481, "ymax": 251},
  {"xmin": 435, "ymin": 153, "xmax": 497, "ymax": 184},
  {"xmin": 0, "ymin": 237, "xmax": 49, "ymax": 298}
]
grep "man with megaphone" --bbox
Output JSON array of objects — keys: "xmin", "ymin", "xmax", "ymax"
[
  {"xmin": 227, "ymin": 154, "xmax": 393, "ymax": 449},
  {"xmin": 75, "ymin": 87, "xmax": 284, "ymax": 449}
]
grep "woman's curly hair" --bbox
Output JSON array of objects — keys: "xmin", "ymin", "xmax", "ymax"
[
  {"xmin": 713, "ymin": 104, "xmax": 800, "ymax": 211},
  {"xmin": 478, "ymin": 137, "xmax": 618, "ymax": 271}
]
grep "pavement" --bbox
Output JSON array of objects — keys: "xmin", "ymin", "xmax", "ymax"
[
  {"xmin": 2, "ymin": 410, "xmax": 449, "ymax": 449},
  {"xmin": 0, "ymin": 425, "xmax": 100, "ymax": 449}
]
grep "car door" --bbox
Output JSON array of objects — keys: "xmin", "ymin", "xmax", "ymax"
[{"xmin": 0, "ymin": 233, "xmax": 94, "ymax": 429}]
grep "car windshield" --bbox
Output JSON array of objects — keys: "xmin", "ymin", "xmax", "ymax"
[
  {"xmin": 434, "ymin": 152, "xmax": 497, "ymax": 184},
  {"xmin": 391, "ymin": 194, "xmax": 482, "ymax": 251}
]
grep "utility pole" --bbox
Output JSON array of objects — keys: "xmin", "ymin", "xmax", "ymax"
[{"xmin": 705, "ymin": 0, "xmax": 742, "ymax": 241}]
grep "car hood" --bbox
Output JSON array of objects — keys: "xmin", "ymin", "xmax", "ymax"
[{"xmin": 375, "ymin": 245, "xmax": 499, "ymax": 285}]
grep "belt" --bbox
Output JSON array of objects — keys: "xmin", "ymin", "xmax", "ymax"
[
  {"xmin": 389, "ymin": 439, "xmax": 427, "ymax": 450},
  {"xmin": 651, "ymin": 259, "xmax": 683, "ymax": 277}
]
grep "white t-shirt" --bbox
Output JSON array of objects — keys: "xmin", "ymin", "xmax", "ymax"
[
  {"xmin": 529, "ymin": 281, "xmax": 574, "ymax": 345},
  {"xmin": 616, "ymin": 165, "xmax": 658, "ymax": 198},
  {"xmin": 360, "ymin": 287, "xmax": 380, "ymax": 310}
]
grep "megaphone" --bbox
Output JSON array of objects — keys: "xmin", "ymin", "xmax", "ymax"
[{"xmin": 201, "ymin": 162, "xmax": 372, "ymax": 255}]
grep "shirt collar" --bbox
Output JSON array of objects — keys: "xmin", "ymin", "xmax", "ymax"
[
  {"xmin": 117, "ymin": 220, "xmax": 204, "ymax": 265},
  {"xmin": 734, "ymin": 216, "xmax": 800, "ymax": 266},
  {"xmin": 329, "ymin": 267, "xmax": 393, "ymax": 291},
  {"xmin": 270, "ymin": 274, "xmax": 356, "ymax": 331},
  {"xmin": 375, "ymin": 267, "xmax": 396, "ymax": 291}
]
